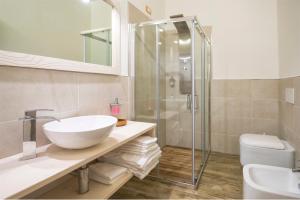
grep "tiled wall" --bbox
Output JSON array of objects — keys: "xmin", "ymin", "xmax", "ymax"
[
  {"xmin": 211, "ymin": 79, "xmax": 280, "ymax": 155},
  {"xmin": 279, "ymin": 77, "xmax": 300, "ymax": 165},
  {"xmin": 0, "ymin": 66, "xmax": 128, "ymax": 159}
]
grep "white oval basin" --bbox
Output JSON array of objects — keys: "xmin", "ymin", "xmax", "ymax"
[
  {"xmin": 43, "ymin": 115, "xmax": 117, "ymax": 149},
  {"xmin": 243, "ymin": 164, "xmax": 300, "ymax": 199}
]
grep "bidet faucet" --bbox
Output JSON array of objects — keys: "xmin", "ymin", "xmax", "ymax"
[
  {"xmin": 292, "ymin": 160, "xmax": 300, "ymax": 172},
  {"xmin": 20, "ymin": 109, "xmax": 60, "ymax": 160},
  {"xmin": 292, "ymin": 168, "xmax": 300, "ymax": 172}
]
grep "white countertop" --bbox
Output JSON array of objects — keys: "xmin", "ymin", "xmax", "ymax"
[{"xmin": 0, "ymin": 121, "xmax": 156, "ymax": 199}]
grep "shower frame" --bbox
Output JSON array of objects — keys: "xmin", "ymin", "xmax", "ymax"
[{"xmin": 129, "ymin": 16, "xmax": 212, "ymax": 188}]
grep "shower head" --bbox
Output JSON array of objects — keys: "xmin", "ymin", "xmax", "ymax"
[
  {"xmin": 170, "ymin": 14, "xmax": 191, "ymax": 37},
  {"xmin": 170, "ymin": 14, "xmax": 192, "ymax": 95}
]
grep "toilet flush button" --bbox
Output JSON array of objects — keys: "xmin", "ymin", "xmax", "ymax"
[{"xmin": 285, "ymin": 88, "xmax": 295, "ymax": 104}]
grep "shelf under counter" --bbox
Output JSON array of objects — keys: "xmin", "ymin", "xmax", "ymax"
[
  {"xmin": 39, "ymin": 172, "xmax": 133, "ymax": 199},
  {"xmin": 0, "ymin": 121, "xmax": 156, "ymax": 199}
]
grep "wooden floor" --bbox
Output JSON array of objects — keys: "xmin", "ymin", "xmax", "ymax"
[
  {"xmin": 149, "ymin": 146, "xmax": 202, "ymax": 184},
  {"xmin": 111, "ymin": 147, "xmax": 243, "ymax": 199}
]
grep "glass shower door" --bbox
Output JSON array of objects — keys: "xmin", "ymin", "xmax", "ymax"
[
  {"xmin": 158, "ymin": 21, "xmax": 194, "ymax": 184},
  {"xmin": 132, "ymin": 17, "xmax": 211, "ymax": 187},
  {"xmin": 193, "ymin": 24, "xmax": 205, "ymax": 183},
  {"xmin": 204, "ymin": 39, "xmax": 211, "ymax": 160}
]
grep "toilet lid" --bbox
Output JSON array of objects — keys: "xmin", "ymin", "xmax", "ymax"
[{"xmin": 240, "ymin": 134, "xmax": 285, "ymax": 150}]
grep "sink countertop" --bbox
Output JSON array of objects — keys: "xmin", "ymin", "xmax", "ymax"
[{"xmin": 0, "ymin": 121, "xmax": 156, "ymax": 199}]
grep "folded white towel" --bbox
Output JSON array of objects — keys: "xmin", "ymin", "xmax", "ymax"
[
  {"xmin": 117, "ymin": 143, "xmax": 159, "ymax": 155},
  {"xmin": 98, "ymin": 136, "xmax": 161, "ymax": 180},
  {"xmin": 122, "ymin": 142, "xmax": 158, "ymax": 149},
  {"xmin": 133, "ymin": 160, "xmax": 159, "ymax": 179},
  {"xmin": 101, "ymin": 148, "xmax": 161, "ymax": 170},
  {"xmin": 89, "ymin": 162, "xmax": 128, "ymax": 185},
  {"xmin": 128, "ymin": 136, "xmax": 157, "ymax": 146}
]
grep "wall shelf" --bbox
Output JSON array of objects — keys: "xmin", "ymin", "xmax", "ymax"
[{"xmin": 39, "ymin": 172, "xmax": 133, "ymax": 199}]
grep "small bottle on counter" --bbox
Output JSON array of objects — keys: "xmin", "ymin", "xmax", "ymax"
[
  {"xmin": 110, "ymin": 98, "xmax": 120, "ymax": 116},
  {"xmin": 110, "ymin": 98, "xmax": 127, "ymax": 127}
]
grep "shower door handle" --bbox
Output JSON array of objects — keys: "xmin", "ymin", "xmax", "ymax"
[
  {"xmin": 187, "ymin": 94, "xmax": 192, "ymax": 110},
  {"xmin": 195, "ymin": 94, "xmax": 199, "ymax": 111},
  {"xmin": 187, "ymin": 94, "xmax": 199, "ymax": 111}
]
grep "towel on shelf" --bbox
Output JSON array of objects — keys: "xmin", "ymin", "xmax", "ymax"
[
  {"xmin": 100, "ymin": 148, "xmax": 161, "ymax": 170},
  {"xmin": 134, "ymin": 160, "xmax": 159, "ymax": 179},
  {"xmin": 116, "ymin": 136, "xmax": 158, "ymax": 154},
  {"xmin": 99, "ymin": 136, "xmax": 161, "ymax": 180},
  {"xmin": 117, "ymin": 143, "xmax": 159, "ymax": 155},
  {"xmin": 128, "ymin": 136, "xmax": 157, "ymax": 146},
  {"xmin": 88, "ymin": 162, "xmax": 128, "ymax": 185}
]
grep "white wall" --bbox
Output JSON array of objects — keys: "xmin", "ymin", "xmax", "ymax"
[
  {"xmin": 278, "ymin": 0, "xmax": 300, "ymax": 78},
  {"xmin": 164, "ymin": 0, "xmax": 279, "ymax": 79},
  {"xmin": 128, "ymin": 0, "xmax": 165, "ymax": 20}
]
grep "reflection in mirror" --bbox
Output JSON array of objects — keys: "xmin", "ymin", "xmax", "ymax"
[{"xmin": 0, "ymin": 0, "xmax": 114, "ymax": 66}]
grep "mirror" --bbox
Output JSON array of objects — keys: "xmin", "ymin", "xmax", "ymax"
[{"xmin": 0, "ymin": 0, "xmax": 117, "ymax": 67}]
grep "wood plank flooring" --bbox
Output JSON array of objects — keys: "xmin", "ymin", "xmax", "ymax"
[
  {"xmin": 111, "ymin": 147, "xmax": 243, "ymax": 199},
  {"xmin": 149, "ymin": 146, "xmax": 202, "ymax": 184}
]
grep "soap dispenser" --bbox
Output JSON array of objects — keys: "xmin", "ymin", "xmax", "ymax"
[
  {"xmin": 110, "ymin": 98, "xmax": 120, "ymax": 116},
  {"xmin": 110, "ymin": 98, "xmax": 127, "ymax": 127}
]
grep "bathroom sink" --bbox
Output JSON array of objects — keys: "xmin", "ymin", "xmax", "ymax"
[
  {"xmin": 43, "ymin": 115, "xmax": 117, "ymax": 149},
  {"xmin": 243, "ymin": 164, "xmax": 300, "ymax": 199}
]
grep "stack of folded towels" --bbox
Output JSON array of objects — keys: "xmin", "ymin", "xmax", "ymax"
[
  {"xmin": 88, "ymin": 162, "xmax": 128, "ymax": 184},
  {"xmin": 99, "ymin": 136, "xmax": 161, "ymax": 180}
]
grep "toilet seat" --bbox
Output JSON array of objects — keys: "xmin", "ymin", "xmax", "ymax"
[
  {"xmin": 239, "ymin": 133, "xmax": 295, "ymax": 168},
  {"xmin": 240, "ymin": 134, "xmax": 285, "ymax": 150}
]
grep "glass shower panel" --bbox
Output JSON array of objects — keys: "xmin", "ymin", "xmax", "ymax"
[
  {"xmin": 204, "ymin": 39, "xmax": 211, "ymax": 157},
  {"xmin": 156, "ymin": 21, "xmax": 194, "ymax": 184},
  {"xmin": 134, "ymin": 25, "xmax": 157, "ymax": 125},
  {"xmin": 194, "ymin": 26, "xmax": 204, "ymax": 180}
]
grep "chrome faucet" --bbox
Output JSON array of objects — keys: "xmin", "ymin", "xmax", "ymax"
[
  {"xmin": 292, "ymin": 168, "xmax": 300, "ymax": 173},
  {"xmin": 20, "ymin": 109, "xmax": 60, "ymax": 160}
]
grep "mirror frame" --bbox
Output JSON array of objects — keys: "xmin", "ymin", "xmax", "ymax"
[{"xmin": 0, "ymin": 0, "xmax": 128, "ymax": 76}]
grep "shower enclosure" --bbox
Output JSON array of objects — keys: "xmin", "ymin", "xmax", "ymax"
[{"xmin": 130, "ymin": 16, "xmax": 211, "ymax": 188}]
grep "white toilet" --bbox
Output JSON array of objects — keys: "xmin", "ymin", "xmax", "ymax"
[{"xmin": 240, "ymin": 134, "xmax": 295, "ymax": 168}]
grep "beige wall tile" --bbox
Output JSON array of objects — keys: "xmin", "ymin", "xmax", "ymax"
[
  {"xmin": 211, "ymin": 98, "xmax": 226, "ymax": 119},
  {"xmin": 226, "ymin": 117, "xmax": 252, "ymax": 136},
  {"xmin": 225, "ymin": 80, "xmax": 251, "ymax": 98},
  {"xmin": 211, "ymin": 80, "xmax": 226, "ymax": 98},
  {"xmin": 294, "ymin": 77, "xmax": 300, "ymax": 106},
  {"xmin": 281, "ymin": 102, "xmax": 294, "ymax": 130},
  {"xmin": 210, "ymin": 79, "xmax": 281, "ymax": 155},
  {"xmin": 252, "ymin": 99, "xmax": 279, "ymax": 119},
  {"xmin": 279, "ymin": 76, "xmax": 300, "ymax": 167},
  {"xmin": 251, "ymin": 79, "xmax": 279, "ymax": 100},
  {"xmin": 226, "ymin": 135, "xmax": 240, "ymax": 155},
  {"xmin": 293, "ymin": 106, "xmax": 300, "ymax": 137},
  {"xmin": 211, "ymin": 133, "xmax": 226, "ymax": 153},
  {"xmin": 0, "ymin": 67, "xmax": 77, "ymax": 122},
  {"xmin": 279, "ymin": 78, "xmax": 293, "ymax": 101},
  {"xmin": 0, "ymin": 66, "xmax": 129, "ymax": 159},
  {"xmin": 226, "ymin": 98, "xmax": 252, "ymax": 118},
  {"xmin": 251, "ymin": 118, "xmax": 279, "ymax": 136},
  {"xmin": 0, "ymin": 121, "xmax": 21, "ymax": 158},
  {"xmin": 211, "ymin": 117, "xmax": 226, "ymax": 134}
]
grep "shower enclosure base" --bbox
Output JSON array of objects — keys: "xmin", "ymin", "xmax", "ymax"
[{"xmin": 149, "ymin": 146, "xmax": 209, "ymax": 188}]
